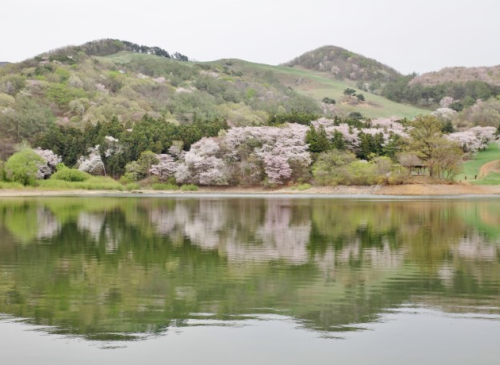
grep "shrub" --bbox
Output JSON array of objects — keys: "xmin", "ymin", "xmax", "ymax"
[
  {"xmin": 124, "ymin": 151, "xmax": 159, "ymax": 181},
  {"xmin": 152, "ymin": 183, "xmax": 179, "ymax": 191},
  {"xmin": 0, "ymin": 160, "xmax": 5, "ymax": 181},
  {"xmin": 297, "ymin": 183, "xmax": 311, "ymax": 191},
  {"xmin": 322, "ymin": 97, "xmax": 336, "ymax": 105},
  {"xmin": 180, "ymin": 184, "xmax": 199, "ymax": 191},
  {"xmin": 312, "ymin": 151, "xmax": 402, "ymax": 186},
  {"xmin": 345, "ymin": 161, "xmax": 378, "ymax": 185},
  {"xmin": 5, "ymin": 148, "xmax": 45, "ymax": 186},
  {"xmin": 312, "ymin": 150, "xmax": 357, "ymax": 186},
  {"xmin": 119, "ymin": 175, "xmax": 132, "ymax": 185},
  {"xmin": 51, "ymin": 168, "xmax": 91, "ymax": 182},
  {"xmin": 125, "ymin": 182, "xmax": 141, "ymax": 191}
]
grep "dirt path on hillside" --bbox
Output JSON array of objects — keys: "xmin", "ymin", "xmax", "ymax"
[{"xmin": 479, "ymin": 159, "xmax": 500, "ymax": 178}]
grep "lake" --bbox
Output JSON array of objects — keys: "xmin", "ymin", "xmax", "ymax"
[{"xmin": 0, "ymin": 196, "xmax": 499, "ymax": 364}]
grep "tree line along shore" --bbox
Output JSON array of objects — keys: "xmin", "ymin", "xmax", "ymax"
[{"xmin": 1, "ymin": 112, "xmax": 499, "ymax": 193}]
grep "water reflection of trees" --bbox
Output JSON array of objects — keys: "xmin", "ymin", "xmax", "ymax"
[{"xmin": 0, "ymin": 198, "xmax": 499, "ymax": 340}]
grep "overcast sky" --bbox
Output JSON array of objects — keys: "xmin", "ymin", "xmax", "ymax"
[{"xmin": 1, "ymin": 0, "xmax": 499, "ymax": 74}]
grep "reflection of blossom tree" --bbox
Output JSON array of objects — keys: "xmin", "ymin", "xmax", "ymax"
[
  {"xmin": 36, "ymin": 208, "xmax": 61, "ymax": 239},
  {"xmin": 184, "ymin": 200, "xmax": 229, "ymax": 250},
  {"xmin": 249, "ymin": 200, "xmax": 310, "ymax": 264},
  {"xmin": 455, "ymin": 232, "xmax": 498, "ymax": 261},
  {"xmin": 77, "ymin": 212, "xmax": 120, "ymax": 253},
  {"xmin": 149, "ymin": 199, "xmax": 312, "ymax": 264}
]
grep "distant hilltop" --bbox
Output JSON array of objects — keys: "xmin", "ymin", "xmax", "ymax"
[
  {"xmin": 0, "ymin": 62, "xmax": 9, "ymax": 67},
  {"xmin": 410, "ymin": 65, "xmax": 500, "ymax": 88},
  {"xmin": 283, "ymin": 45, "xmax": 401, "ymax": 84}
]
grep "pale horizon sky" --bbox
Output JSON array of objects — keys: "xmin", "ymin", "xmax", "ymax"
[{"xmin": 1, "ymin": 0, "xmax": 500, "ymax": 75}]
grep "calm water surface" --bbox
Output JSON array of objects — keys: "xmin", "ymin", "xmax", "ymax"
[{"xmin": 0, "ymin": 196, "xmax": 499, "ymax": 364}]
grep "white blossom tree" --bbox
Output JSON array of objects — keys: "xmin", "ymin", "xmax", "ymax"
[
  {"xmin": 149, "ymin": 154, "xmax": 177, "ymax": 181},
  {"xmin": 78, "ymin": 146, "xmax": 106, "ymax": 175},
  {"xmin": 446, "ymin": 126, "xmax": 496, "ymax": 152},
  {"xmin": 175, "ymin": 138, "xmax": 229, "ymax": 186},
  {"xmin": 33, "ymin": 148, "xmax": 62, "ymax": 179},
  {"xmin": 223, "ymin": 123, "xmax": 311, "ymax": 185}
]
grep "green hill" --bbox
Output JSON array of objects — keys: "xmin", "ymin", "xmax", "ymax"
[
  {"xmin": 0, "ymin": 39, "xmax": 428, "ymax": 158},
  {"xmin": 215, "ymin": 59, "xmax": 427, "ymax": 119}
]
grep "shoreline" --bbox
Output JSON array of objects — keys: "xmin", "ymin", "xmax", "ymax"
[{"xmin": 2, "ymin": 184, "xmax": 500, "ymax": 197}]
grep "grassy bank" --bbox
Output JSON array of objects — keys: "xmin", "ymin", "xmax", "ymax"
[
  {"xmin": 455, "ymin": 143, "xmax": 500, "ymax": 183},
  {"xmin": 3, "ymin": 184, "xmax": 500, "ymax": 197}
]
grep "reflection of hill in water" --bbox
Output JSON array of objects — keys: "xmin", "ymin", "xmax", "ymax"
[{"xmin": 0, "ymin": 198, "xmax": 499, "ymax": 341}]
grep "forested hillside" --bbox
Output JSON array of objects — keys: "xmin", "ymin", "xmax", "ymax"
[
  {"xmin": 0, "ymin": 40, "xmax": 320, "ymax": 158},
  {"xmin": 0, "ymin": 39, "xmax": 429, "ymax": 159}
]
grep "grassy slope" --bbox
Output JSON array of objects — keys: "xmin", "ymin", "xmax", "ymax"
[
  {"xmin": 208, "ymin": 59, "xmax": 429, "ymax": 119},
  {"xmin": 455, "ymin": 143, "xmax": 500, "ymax": 183},
  {"xmin": 105, "ymin": 53, "xmax": 427, "ymax": 119},
  {"xmin": 235, "ymin": 61, "xmax": 428, "ymax": 119}
]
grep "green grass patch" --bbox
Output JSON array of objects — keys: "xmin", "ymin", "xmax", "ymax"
[
  {"xmin": 472, "ymin": 172, "xmax": 500, "ymax": 185},
  {"xmin": 291, "ymin": 183, "xmax": 312, "ymax": 191},
  {"xmin": 51, "ymin": 169, "xmax": 92, "ymax": 182},
  {"xmin": 180, "ymin": 184, "xmax": 199, "ymax": 191},
  {"xmin": 125, "ymin": 183, "xmax": 141, "ymax": 191},
  {"xmin": 152, "ymin": 183, "xmax": 179, "ymax": 191},
  {"xmin": 297, "ymin": 183, "xmax": 312, "ymax": 191},
  {"xmin": 0, "ymin": 181, "xmax": 24, "ymax": 189},
  {"xmin": 455, "ymin": 143, "xmax": 500, "ymax": 182},
  {"xmin": 37, "ymin": 176, "xmax": 124, "ymax": 191}
]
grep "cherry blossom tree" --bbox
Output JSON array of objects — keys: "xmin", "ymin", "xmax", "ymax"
[
  {"xmin": 440, "ymin": 96, "xmax": 454, "ymax": 108},
  {"xmin": 262, "ymin": 155, "xmax": 292, "ymax": 184},
  {"xmin": 175, "ymin": 138, "xmax": 229, "ymax": 186},
  {"xmin": 446, "ymin": 126, "xmax": 496, "ymax": 152},
  {"xmin": 149, "ymin": 154, "xmax": 177, "ymax": 181},
  {"xmin": 432, "ymin": 108, "xmax": 456, "ymax": 122},
  {"xmin": 310, "ymin": 118, "xmax": 409, "ymax": 155},
  {"xmin": 223, "ymin": 123, "xmax": 311, "ymax": 185},
  {"xmin": 78, "ymin": 146, "xmax": 106, "ymax": 175},
  {"xmin": 33, "ymin": 148, "xmax": 62, "ymax": 179}
]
